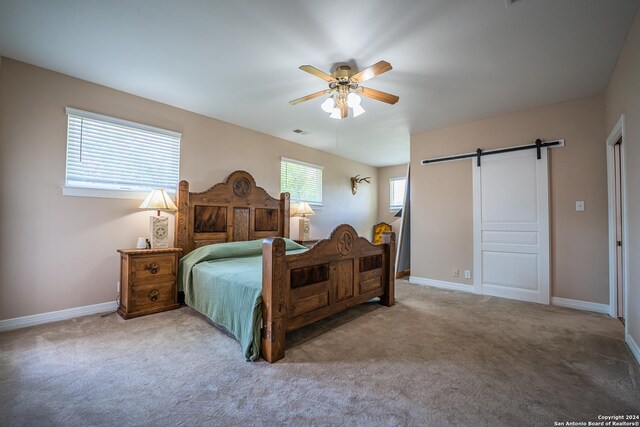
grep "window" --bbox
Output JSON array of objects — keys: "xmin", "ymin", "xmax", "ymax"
[
  {"xmin": 280, "ymin": 157, "xmax": 323, "ymax": 205},
  {"xmin": 390, "ymin": 177, "xmax": 406, "ymax": 210},
  {"xmin": 64, "ymin": 108, "xmax": 181, "ymax": 197}
]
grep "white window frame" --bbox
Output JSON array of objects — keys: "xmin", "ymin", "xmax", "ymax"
[
  {"xmin": 280, "ymin": 157, "xmax": 324, "ymax": 206},
  {"xmin": 389, "ymin": 176, "xmax": 406, "ymax": 210},
  {"xmin": 62, "ymin": 108, "xmax": 181, "ymax": 200}
]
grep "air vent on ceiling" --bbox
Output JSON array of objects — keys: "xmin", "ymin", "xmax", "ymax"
[{"xmin": 292, "ymin": 129, "xmax": 310, "ymax": 135}]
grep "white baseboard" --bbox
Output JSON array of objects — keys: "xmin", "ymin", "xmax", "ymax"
[
  {"xmin": 551, "ymin": 297, "xmax": 609, "ymax": 314},
  {"xmin": 409, "ymin": 276, "xmax": 474, "ymax": 293},
  {"xmin": 0, "ymin": 301, "xmax": 117, "ymax": 332},
  {"xmin": 410, "ymin": 278, "xmax": 611, "ymax": 315},
  {"xmin": 627, "ymin": 333, "xmax": 640, "ymax": 365}
]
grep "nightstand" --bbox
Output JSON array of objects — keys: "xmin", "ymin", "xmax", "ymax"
[
  {"xmin": 294, "ymin": 239, "xmax": 319, "ymax": 248},
  {"xmin": 117, "ymin": 248, "xmax": 182, "ymax": 319}
]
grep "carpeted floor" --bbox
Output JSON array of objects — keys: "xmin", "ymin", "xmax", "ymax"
[{"xmin": 0, "ymin": 279, "xmax": 638, "ymax": 426}]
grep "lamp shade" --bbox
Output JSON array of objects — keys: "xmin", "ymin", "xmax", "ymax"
[
  {"xmin": 294, "ymin": 202, "xmax": 315, "ymax": 217},
  {"xmin": 139, "ymin": 189, "xmax": 178, "ymax": 212},
  {"xmin": 321, "ymin": 97, "xmax": 335, "ymax": 113},
  {"xmin": 352, "ymin": 103, "xmax": 366, "ymax": 117},
  {"xmin": 347, "ymin": 92, "xmax": 361, "ymax": 107}
]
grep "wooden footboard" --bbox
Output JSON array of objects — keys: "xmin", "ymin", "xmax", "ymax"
[{"xmin": 261, "ymin": 224, "xmax": 395, "ymax": 363}]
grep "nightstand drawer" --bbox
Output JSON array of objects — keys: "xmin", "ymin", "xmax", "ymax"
[
  {"xmin": 130, "ymin": 255, "xmax": 176, "ymax": 283},
  {"xmin": 130, "ymin": 281, "xmax": 175, "ymax": 312}
]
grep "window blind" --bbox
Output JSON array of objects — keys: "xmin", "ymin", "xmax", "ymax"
[
  {"xmin": 65, "ymin": 108, "xmax": 181, "ymax": 192},
  {"xmin": 280, "ymin": 157, "xmax": 323, "ymax": 204},
  {"xmin": 390, "ymin": 177, "xmax": 406, "ymax": 209}
]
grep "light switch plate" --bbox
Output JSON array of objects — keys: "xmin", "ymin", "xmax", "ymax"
[
  {"xmin": 464, "ymin": 270, "xmax": 471, "ymax": 279},
  {"xmin": 576, "ymin": 201, "xmax": 585, "ymax": 211}
]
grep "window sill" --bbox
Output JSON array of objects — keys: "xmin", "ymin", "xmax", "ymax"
[{"xmin": 61, "ymin": 186, "xmax": 174, "ymax": 200}]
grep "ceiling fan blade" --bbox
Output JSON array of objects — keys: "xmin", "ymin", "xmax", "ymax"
[
  {"xmin": 299, "ymin": 65, "xmax": 335, "ymax": 82},
  {"xmin": 289, "ymin": 90, "xmax": 330, "ymax": 105},
  {"xmin": 340, "ymin": 102, "xmax": 348, "ymax": 119},
  {"xmin": 360, "ymin": 87, "xmax": 399, "ymax": 105},
  {"xmin": 351, "ymin": 61, "xmax": 392, "ymax": 83}
]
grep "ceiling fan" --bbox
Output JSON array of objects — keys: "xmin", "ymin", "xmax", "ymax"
[{"xmin": 289, "ymin": 60, "xmax": 399, "ymax": 119}]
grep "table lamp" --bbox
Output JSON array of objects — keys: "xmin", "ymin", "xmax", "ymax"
[
  {"xmin": 139, "ymin": 189, "xmax": 178, "ymax": 248},
  {"xmin": 294, "ymin": 202, "xmax": 315, "ymax": 241}
]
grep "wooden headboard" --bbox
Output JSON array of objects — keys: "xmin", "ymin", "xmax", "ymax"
[{"xmin": 174, "ymin": 170, "xmax": 290, "ymax": 255}]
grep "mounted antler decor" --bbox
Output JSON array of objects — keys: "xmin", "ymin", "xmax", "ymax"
[{"xmin": 350, "ymin": 175, "xmax": 371, "ymax": 195}]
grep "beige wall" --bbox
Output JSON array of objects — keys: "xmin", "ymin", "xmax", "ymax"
[
  {"xmin": 376, "ymin": 164, "xmax": 408, "ymax": 234},
  {"xmin": 410, "ymin": 95, "xmax": 609, "ymax": 303},
  {"xmin": 0, "ymin": 58, "xmax": 378, "ymax": 320},
  {"xmin": 606, "ymin": 10, "xmax": 640, "ymax": 350}
]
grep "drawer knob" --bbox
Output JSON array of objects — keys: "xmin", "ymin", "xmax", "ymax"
[
  {"xmin": 145, "ymin": 263, "xmax": 160, "ymax": 274},
  {"xmin": 148, "ymin": 289, "xmax": 160, "ymax": 302}
]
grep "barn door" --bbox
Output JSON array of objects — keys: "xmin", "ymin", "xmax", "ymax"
[{"xmin": 472, "ymin": 149, "xmax": 550, "ymax": 304}]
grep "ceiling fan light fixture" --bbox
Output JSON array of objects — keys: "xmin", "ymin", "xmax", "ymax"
[
  {"xmin": 352, "ymin": 103, "xmax": 366, "ymax": 117},
  {"xmin": 320, "ymin": 97, "xmax": 335, "ymax": 113},
  {"xmin": 290, "ymin": 60, "xmax": 397, "ymax": 119},
  {"xmin": 329, "ymin": 108, "xmax": 342, "ymax": 119}
]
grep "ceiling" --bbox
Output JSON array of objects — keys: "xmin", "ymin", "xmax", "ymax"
[{"xmin": 0, "ymin": 0, "xmax": 637, "ymax": 167}]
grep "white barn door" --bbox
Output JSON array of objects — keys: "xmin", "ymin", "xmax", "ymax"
[{"xmin": 472, "ymin": 149, "xmax": 550, "ymax": 304}]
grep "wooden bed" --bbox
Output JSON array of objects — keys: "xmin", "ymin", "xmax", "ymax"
[{"xmin": 175, "ymin": 170, "xmax": 395, "ymax": 362}]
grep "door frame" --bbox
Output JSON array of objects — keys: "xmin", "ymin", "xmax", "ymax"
[
  {"xmin": 472, "ymin": 148, "xmax": 551, "ymax": 303},
  {"xmin": 606, "ymin": 115, "xmax": 629, "ymax": 321}
]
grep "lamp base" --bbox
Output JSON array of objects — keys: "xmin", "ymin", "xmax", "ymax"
[
  {"xmin": 298, "ymin": 217, "xmax": 310, "ymax": 241},
  {"xmin": 150, "ymin": 215, "xmax": 169, "ymax": 248}
]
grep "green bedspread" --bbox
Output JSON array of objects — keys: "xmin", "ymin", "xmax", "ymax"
[{"xmin": 178, "ymin": 239, "xmax": 307, "ymax": 361}]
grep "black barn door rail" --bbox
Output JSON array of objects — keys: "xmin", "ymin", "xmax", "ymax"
[{"xmin": 421, "ymin": 139, "xmax": 564, "ymax": 167}]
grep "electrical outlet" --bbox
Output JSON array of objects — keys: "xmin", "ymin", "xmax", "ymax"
[
  {"xmin": 464, "ymin": 270, "xmax": 471, "ymax": 279},
  {"xmin": 452, "ymin": 268, "xmax": 459, "ymax": 278},
  {"xmin": 116, "ymin": 281, "xmax": 120, "ymax": 292}
]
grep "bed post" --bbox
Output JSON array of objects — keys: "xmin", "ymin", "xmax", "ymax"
[
  {"xmin": 175, "ymin": 180, "xmax": 190, "ymax": 254},
  {"xmin": 261, "ymin": 237, "xmax": 287, "ymax": 363},
  {"xmin": 280, "ymin": 192, "xmax": 290, "ymax": 238},
  {"xmin": 380, "ymin": 231, "xmax": 396, "ymax": 307}
]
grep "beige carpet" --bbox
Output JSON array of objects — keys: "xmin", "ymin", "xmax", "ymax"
[{"xmin": 1, "ymin": 279, "xmax": 638, "ymax": 426}]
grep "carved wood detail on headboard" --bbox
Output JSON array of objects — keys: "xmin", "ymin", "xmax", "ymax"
[{"xmin": 175, "ymin": 170, "xmax": 290, "ymax": 255}]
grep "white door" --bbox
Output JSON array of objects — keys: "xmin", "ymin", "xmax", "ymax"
[
  {"xmin": 613, "ymin": 140, "xmax": 625, "ymax": 320},
  {"xmin": 472, "ymin": 149, "xmax": 550, "ymax": 304}
]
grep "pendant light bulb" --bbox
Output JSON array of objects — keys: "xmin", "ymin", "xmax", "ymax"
[
  {"xmin": 329, "ymin": 108, "xmax": 342, "ymax": 119},
  {"xmin": 320, "ymin": 97, "xmax": 335, "ymax": 113}
]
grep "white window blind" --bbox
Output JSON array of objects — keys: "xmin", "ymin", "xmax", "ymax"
[
  {"xmin": 390, "ymin": 177, "xmax": 406, "ymax": 209},
  {"xmin": 280, "ymin": 157, "xmax": 323, "ymax": 205},
  {"xmin": 65, "ymin": 108, "xmax": 181, "ymax": 193}
]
